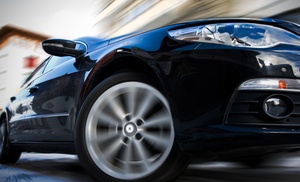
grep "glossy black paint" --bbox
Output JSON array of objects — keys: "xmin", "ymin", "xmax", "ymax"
[{"xmin": 3, "ymin": 18, "xmax": 300, "ymax": 157}]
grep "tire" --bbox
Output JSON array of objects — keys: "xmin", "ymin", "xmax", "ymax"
[
  {"xmin": 0, "ymin": 118, "xmax": 21, "ymax": 164},
  {"xmin": 76, "ymin": 72, "xmax": 189, "ymax": 182}
]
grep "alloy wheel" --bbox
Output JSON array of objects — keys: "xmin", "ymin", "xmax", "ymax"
[{"xmin": 85, "ymin": 82, "xmax": 174, "ymax": 180}]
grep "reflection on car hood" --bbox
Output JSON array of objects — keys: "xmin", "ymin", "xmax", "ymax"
[
  {"xmin": 75, "ymin": 37, "xmax": 108, "ymax": 52},
  {"xmin": 76, "ymin": 32, "xmax": 138, "ymax": 52}
]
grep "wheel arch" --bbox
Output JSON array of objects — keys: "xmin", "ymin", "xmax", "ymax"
[
  {"xmin": 75, "ymin": 50, "xmax": 175, "ymax": 130},
  {"xmin": 79, "ymin": 50, "xmax": 171, "ymax": 101}
]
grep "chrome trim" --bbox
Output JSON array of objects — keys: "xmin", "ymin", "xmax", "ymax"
[
  {"xmin": 10, "ymin": 113, "xmax": 69, "ymax": 122},
  {"xmin": 74, "ymin": 40, "xmax": 88, "ymax": 53},
  {"xmin": 42, "ymin": 43, "xmax": 64, "ymax": 47}
]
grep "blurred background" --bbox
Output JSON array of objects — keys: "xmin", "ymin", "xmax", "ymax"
[{"xmin": 0, "ymin": 0, "xmax": 300, "ymax": 110}]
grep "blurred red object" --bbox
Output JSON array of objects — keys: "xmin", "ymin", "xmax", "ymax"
[{"xmin": 24, "ymin": 55, "xmax": 38, "ymax": 69}]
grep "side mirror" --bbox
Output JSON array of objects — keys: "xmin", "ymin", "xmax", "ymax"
[{"xmin": 42, "ymin": 39, "xmax": 87, "ymax": 57}]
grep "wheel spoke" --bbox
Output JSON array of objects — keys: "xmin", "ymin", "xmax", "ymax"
[
  {"xmin": 106, "ymin": 91, "xmax": 126, "ymax": 120},
  {"xmin": 95, "ymin": 129, "xmax": 119, "ymax": 144},
  {"xmin": 135, "ymin": 91, "xmax": 157, "ymax": 119},
  {"xmin": 100, "ymin": 134, "xmax": 124, "ymax": 161},
  {"xmin": 94, "ymin": 110, "xmax": 121, "ymax": 126},
  {"xmin": 123, "ymin": 87, "xmax": 137, "ymax": 116},
  {"xmin": 132, "ymin": 139, "xmax": 150, "ymax": 170},
  {"xmin": 141, "ymin": 132, "xmax": 170, "ymax": 150},
  {"xmin": 120, "ymin": 139, "xmax": 133, "ymax": 174},
  {"xmin": 142, "ymin": 110, "xmax": 171, "ymax": 128}
]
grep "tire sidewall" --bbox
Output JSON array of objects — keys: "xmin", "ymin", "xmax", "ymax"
[
  {"xmin": 0, "ymin": 118, "xmax": 21, "ymax": 163},
  {"xmin": 76, "ymin": 72, "xmax": 189, "ymax": 182},
  {"xmin": 0, "ymin": 120, "xmax": 7, "ymax": 161}
]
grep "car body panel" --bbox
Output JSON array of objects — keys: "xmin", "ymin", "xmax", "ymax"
[{"xmin": 9, "ymin": 56, "xmax": 80, "ymax": 142}]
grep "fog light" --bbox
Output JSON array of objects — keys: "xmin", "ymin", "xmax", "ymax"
[{"xmin": 263, "ymin": 95, "xmax": 294, "ymax": 119}]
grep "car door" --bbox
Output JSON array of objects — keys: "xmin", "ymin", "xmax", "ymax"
[
  {"xmin": 8, "ymin": 59, "xmax": 49, "ymax": 140},
  {"xmin": 13, "ymin": 56, "xmax": 80, "ymax": 142}
]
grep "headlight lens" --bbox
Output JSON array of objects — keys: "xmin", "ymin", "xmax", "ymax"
[{"xmin": 168, "ymin": 23, "xmax": 300, "ymax": 47}]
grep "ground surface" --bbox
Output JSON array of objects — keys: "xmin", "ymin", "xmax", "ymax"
[{"xmin": 1, "ymin": 153, "xmax": 300, "ymax": 182}]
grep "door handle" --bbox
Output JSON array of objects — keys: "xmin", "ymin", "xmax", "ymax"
[{"xmin": 28, "ymin": 86, "xmax": 39, "ymax": 94}]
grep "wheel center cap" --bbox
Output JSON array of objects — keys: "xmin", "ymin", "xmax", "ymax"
[{"xmin": 124, "ymin": 123, "xmax": 137, "ymax": 136}]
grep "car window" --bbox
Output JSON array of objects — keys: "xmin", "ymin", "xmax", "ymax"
[
  {"xmin": 20, "ymin": 57, "xmax": 49, "ymax": 88},
  {"xmin": 43, "ymin": 56, "xmax": 73, "ymax": 73},
  {"xmin": 168, "ymin": 23, "xmax": 300, "ymax": 48}
]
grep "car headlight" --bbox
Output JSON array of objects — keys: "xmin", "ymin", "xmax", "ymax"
[{"xmin": 168, "ymin": 23, "xmax": 300, "ymax": 48}]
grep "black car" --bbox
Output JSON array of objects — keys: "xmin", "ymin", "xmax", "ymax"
[{"xmin": 1, "ymin": 18, "xmax": 300, "ymax": 181}]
